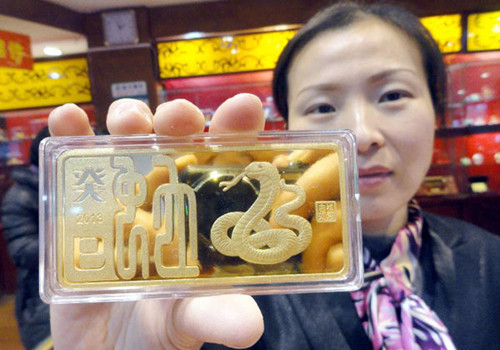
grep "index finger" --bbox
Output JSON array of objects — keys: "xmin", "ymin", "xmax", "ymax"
[
  {"xmin": 48, "ymin": 103, "xmax": 95, "ymax": 136},
  {"xmin": 209, "ymin": 93, "xmax": 265, "ymax": 133}
]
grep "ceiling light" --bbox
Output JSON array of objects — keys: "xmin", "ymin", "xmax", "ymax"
[
  {"xmin": 49, "ymin": 72, "xmax": 61, "ymax": 79},
  {"xmin": 43, "ymin": 46, "xmax": 62, "ymax": 56},
  {"xmin": 183, "ymin": 32, "xmax": 204, "ymax": 39},
  {"xmin": 274, "ymin": 25, "xmax": 290, "ymax": 31}
]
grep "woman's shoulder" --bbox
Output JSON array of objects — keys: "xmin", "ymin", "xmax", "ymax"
[
  {"xmin": 422, "ymin": 212, "xmax": 500, "ymax": 348},
  {"xmin": 424, "ymin": 212, "xmax": 500, "ymax": 239},
  {"xmin": 423, "ymin": 211, "xmax": 500, "ymax": 256}
]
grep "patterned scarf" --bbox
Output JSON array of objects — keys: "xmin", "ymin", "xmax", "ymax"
[{"xmin": 350, "ymin": 201, "xmax": 456, "ymax": 350}]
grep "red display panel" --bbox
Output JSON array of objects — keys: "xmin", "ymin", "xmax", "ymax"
[
  {"xmin": 0, "ymin": 104, "xmax": 95, "ymax": 165},
  {"xmin": 162, "ymin": 71, "xmax": 286, "ymax": 131}
]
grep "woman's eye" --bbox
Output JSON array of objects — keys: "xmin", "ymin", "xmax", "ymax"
[
  {"xmin": 309, "ymin": 104, "xmax": 336, "ymax": 114},
  {"xmin": 380, "ymin": 91, "xmax": 409, "ymax": 103}
]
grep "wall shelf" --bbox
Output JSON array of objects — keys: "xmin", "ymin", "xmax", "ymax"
[{"xmin": 435, "ymin": 124, "xmax": 500, "ymax": 138}]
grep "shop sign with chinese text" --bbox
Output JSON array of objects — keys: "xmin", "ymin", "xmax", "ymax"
[{"xmin": 0, "ymin": 30, "xmax": 33, "ymax": 70}]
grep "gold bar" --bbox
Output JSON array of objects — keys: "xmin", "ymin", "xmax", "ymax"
[{"xmin": 40, "ymin": 131, "xmax": 362, "ymax": 303}]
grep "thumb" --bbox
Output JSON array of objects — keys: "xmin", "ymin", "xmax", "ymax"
[{"xmin": 168, "ymin": 294, "xmax": 264, "ymax": 349}]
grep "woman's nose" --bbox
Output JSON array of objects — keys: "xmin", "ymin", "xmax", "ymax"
[{"xmin": 346, "ymin": 104, "xmax": 385, "ymax": 154}]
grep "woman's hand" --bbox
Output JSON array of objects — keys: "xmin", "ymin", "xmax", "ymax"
[{"xmin": 48, "ymin": 94, "xmax": 265, "ymax": 350}]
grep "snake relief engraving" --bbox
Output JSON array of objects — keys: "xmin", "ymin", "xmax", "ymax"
[{"xmin": 210, "ymin": 162, "xmax": 313, "ymax": 264}]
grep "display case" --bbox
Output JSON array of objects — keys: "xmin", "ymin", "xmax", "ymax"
[
  {"xmin": 427, "ymin": 52, "xmax": 500, "ymax": 193},
  {"xmin": 162, "ymin": 71, "xmax": 286, "ymax": 131},
  {"xmin": 420, "ymin": 51, "xmax": 500, "ymax": 234}
]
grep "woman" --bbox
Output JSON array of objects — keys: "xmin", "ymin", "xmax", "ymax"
[
  {"xmin": 251, "ymin": 3, "xmax": 500, "ymax": 349},
  {"xmin": 47, "ymin": 2, "xmax": 500, "ymax": 349}
]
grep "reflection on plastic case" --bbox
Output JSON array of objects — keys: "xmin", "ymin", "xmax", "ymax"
[{"xmin": 40, "ymin": 131, "xmax": 362, "ymax": 303}]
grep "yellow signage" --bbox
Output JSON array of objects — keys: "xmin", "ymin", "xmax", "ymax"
[
  {"xmin": 0, "ymin": 57, "xmax": 91, "ymax": 111},
  {"xmin": 157, "ymin": 30, "xmax": 297, "ymax": 79},
  {"xmin": 421, "ymin": 14, "xmax": 462, "ymax": 53},
  {"xmin": 467, "ymin": 11, "xmax": 500, "ymax": 51}
]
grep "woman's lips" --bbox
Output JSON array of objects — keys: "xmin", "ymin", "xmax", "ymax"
[{"xmin": 358, "ymin": 166, "xmax": 393, "ymax": 191}]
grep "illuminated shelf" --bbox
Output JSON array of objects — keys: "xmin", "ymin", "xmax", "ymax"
[{"xmin": 435, "ymin": 124, "xmax": 500, "ymax": 138}]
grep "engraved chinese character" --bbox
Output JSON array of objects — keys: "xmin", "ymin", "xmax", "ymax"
[
  {"xmin": 77, "ymin": 237, "xmax": 105, "ymax": 269},
  {"xmin": 315, "ymin": 201, "xmax": 337, "ymax": 223},
  {"xmin": 112, "ymin": 156, "xmax": 150, "ymax": 280},
  {"xmin": 152, "ymin": 154, "xmax": 200, "ymax": 278},
  {"xmin": 73, "ymin": 168, "xmax": 106, "ymax": 203},
  {"xmin": 7, "ymin": 40, "xmax": 26, "ymax": 65},
  {"xmin": 63, "ymin": 157, "xmax": 120, "ymax": 283}
]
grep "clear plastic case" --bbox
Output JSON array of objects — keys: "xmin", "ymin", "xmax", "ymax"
[{"xmin": 40, "ymin": 130, "xmax": 362, "ymax": 303}]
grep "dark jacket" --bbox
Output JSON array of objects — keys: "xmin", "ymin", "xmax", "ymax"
[
  {"xmin": 1, "ymin": 166, "xmax": 50, "ymax": 350},
  {"xmin": 204, "ymin": 213, "xmax": 500, "ymax": 350}
]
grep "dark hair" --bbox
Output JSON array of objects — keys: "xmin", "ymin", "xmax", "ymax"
[
  {"xmin": 272, "ymin": 1, "xmax": 447, "ymax": 124},
  {"xmin": 30, "ymin": 126, "xmax": 51, "ymax": 167}
]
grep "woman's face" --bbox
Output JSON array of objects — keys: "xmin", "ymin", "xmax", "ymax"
[{"xmin": 287, "ymin": 18, "xmax": 436, "ymax": 235}]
